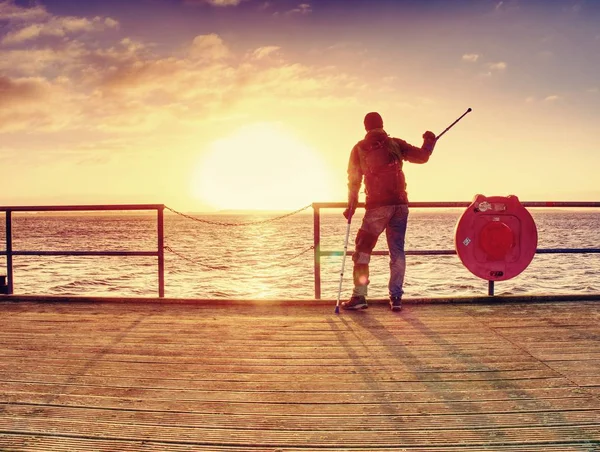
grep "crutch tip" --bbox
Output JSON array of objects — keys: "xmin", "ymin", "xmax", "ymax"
[{"xmin": 334, "ymin": 306, "xmax": 340, "ymax": 314}]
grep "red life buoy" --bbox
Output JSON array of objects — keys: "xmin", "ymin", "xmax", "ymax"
[{"xmin": 454, "ymin": 194, "xmax": 538, "ymax": 281}]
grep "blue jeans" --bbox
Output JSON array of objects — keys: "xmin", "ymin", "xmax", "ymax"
[{"xmin": 351, "ymin": 204, "xmax": 409, "ymax": 298}]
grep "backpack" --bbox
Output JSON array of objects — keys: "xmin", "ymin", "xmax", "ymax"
[{"xmin": 358, "ymin": 135, "xmax": 408, "ymax": 206}]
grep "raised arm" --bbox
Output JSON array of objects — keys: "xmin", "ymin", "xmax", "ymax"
[{"xmin": 393, "ymin": 131, "xmax": 436, "ymax": 164}]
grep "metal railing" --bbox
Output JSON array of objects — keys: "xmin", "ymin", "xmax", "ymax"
[
  {"xmin": 0, "ymin": 204, "xmax": 165, "ymax": 297},
  {"xmin": 2, "ymin": 201, "xmax": 599, "ymax": 300},
  {"xmin": 312, "ymin": 201, "xmax": 600, "ymax": 299}
]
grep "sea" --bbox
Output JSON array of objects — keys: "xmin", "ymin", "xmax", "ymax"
[{"xmin": 1, "ymin": 207, "xmax": 599, "ymax": 300}]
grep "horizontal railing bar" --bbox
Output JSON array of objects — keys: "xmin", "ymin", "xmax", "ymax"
[
  {"xmin": 0, "ymin": 204, "xmax": 164, "ymax": 212},
  {"xmin": 4, "ymin": 248, "xmax": 596, "ymax": 258},
  {"xmin": 313, "ymin": 201, "xmax": 600, "ymax": 209},
  {"xmin": 521, "ymin": 202, "xmax": 600, "ymax": 208},
  {"xmin": 319, "ymin": 248, "xmax": 600, "ymax": 257},
  {"xmin": 0, "ymin": 251, "xmax": 158, "ymax": 257},
  {"xmin": 319, "ymin": 250, "xmax": 456, "ymax": 256},
  {"xmin": 537, "ymin": 248, "xmax": 600, "ymax": 254},
  {"xmin": 4, "ymin": 248, "xmax": 595, "ymax": 258},
  {"xmin": 313, "ymin": 202, "xmax": 469, "ymax": 209}
]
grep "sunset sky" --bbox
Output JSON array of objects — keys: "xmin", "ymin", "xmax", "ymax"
[{"xmin": 1, "ymin": 0, "xmax": 599, "ymax": 211}]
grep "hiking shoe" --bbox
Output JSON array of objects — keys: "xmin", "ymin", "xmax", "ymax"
[
  {"xmin": 390, "ymin": 296, "xmax": 402, "ymax": 312},
  {"xmin": 341, "ymin": 295, "xmax": 368, "ymax": 310}
]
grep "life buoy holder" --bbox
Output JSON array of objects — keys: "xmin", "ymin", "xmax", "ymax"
[{"xmin": 454, "ymin": 194, "xmax": 538, "ymax": 281}]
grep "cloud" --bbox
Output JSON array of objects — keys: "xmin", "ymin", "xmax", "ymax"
[
  {"xmin": 0, "ymin": 75, "xmax": 72, "ymax": 132},
  {"xmin": 287, "ymin": 3, "xmax": 312, "ymax": 15},
  {"xmin": 271, "ymin": 3, "xmax": 313, "ymax": 16},
  {"xmin": 189, "ymin": 33, "xmax": 231, "ymax": 60},
  {"xmin": 544, "ymin": 95, "xmax": 560, "ymax": 102},
  {"xmin": 183, "ymin": 0, "xmax": 246, "ymax": 6},
  {"xmin": 2, "ymin": 15, "xmax": 119, "ymax": 45},
  {"xmin": 493, "ymin": 0, "xmax": 520, "ymax": 13},
  {"xmin": 2, "ymin": 23, "xmax": 46, "ymax": 44},
  {"xmin": 570, "ymin": 1, "xmax": 584, "ymax": 14},
  {"xmin": 488, "ymin": 61, "xmax": 507, "ymax": 71},
  {"xmin": 0, "ymin": 26, "xmax": 359, "ymax": 134},
  {"xmin": 462, "ymin": 53, "xmax": 479, "ymax": 62},
  {"xmin": 0, "ymin": 2, "xmax": 360, "ymax": 138},
  {"xmin": 0, "ymin": 0, "xmax": 49, "ymax": 22},
  {"xmin": 265, "ymin": 2, "xmax": 312, "ymax": 17},
  {"xmin": 0, "ymin": 76, "xmax": 49, "ymax": 105},
  {"xmin": 249, "ymin": 46, "xmax": 280, "ymax": 60},
  {"xmin": 0, "ymin": 42, "xmax": 90, "ymax": 75}
]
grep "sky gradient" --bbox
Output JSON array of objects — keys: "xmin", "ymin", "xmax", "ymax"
[{"xmin": 1, "ymin": 0, "xmax": 599, "ymax": 211}]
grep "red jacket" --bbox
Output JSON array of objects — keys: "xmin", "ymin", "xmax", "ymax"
[{"xmin": 347, "ymin": 128, "xmax": 432, "ymax": 209}]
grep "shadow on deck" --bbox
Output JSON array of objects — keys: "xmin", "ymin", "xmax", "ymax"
[{"xmin": 1, "ymin": 297, "xmax": 599, "ymax": 450}]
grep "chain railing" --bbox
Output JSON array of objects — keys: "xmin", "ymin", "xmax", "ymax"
[
  {"xmin": 162, "ymin": 204, "xmax": 315, "ymax": 271},
  {"xmin": 1, "ymin": 203, "xmax": 314, "ymax": 297},
  {"xmin": 164, "ymin": 204, "xmax": 311, "ymax": 227}
]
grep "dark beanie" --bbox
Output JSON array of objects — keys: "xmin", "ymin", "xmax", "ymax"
[{"xmin": 364, "ymin": 112, "xmax": 383, "ymax": 131}]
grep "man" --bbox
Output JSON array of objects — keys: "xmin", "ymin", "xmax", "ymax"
[{"xmin": 341, "ymin": 112, "xmax": 436, "ymax": 311}]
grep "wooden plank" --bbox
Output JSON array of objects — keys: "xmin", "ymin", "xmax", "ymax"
[
  {"xmin": 3, "ymin": 404, "xmax": 600, "ymax": 431},
  {"xmin": 0, "ymin": 371, "xmax": 576, "ymax": 391},
  {"xmin": 3, "ymin": 393, "xmax": 599, "ymax": 415},
  {"xmin": 1, "ymin": 417, "xmax": 600, "ymax": 448},
  {"xmin": 0, "ymin": 382, "xmax": 591, "ymax": 404},
  {"xmin": 0, "ymin": 434, "xmax": 596, "ymax": 452}
]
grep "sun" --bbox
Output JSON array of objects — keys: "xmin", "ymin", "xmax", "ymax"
[{"xmin": 191, "ymin": 123, "xmax": 333, "ymax": 211}]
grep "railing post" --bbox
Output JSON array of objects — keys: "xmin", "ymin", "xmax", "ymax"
[
  {"xmin": 6, "ymin": 210, "xmax": 13, "ymax": 295},
  {"xmin": 313, "ymin": 204, "xmax": 321, "ymax": 299},
  {"xmin": 157, "ymin": 205, "xmax": 165, "ymax": 298}
]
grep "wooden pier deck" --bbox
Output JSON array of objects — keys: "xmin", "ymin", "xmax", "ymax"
[{"xmin": 1, "ymin": 298, "xmax": 599, "ymax": 451}]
